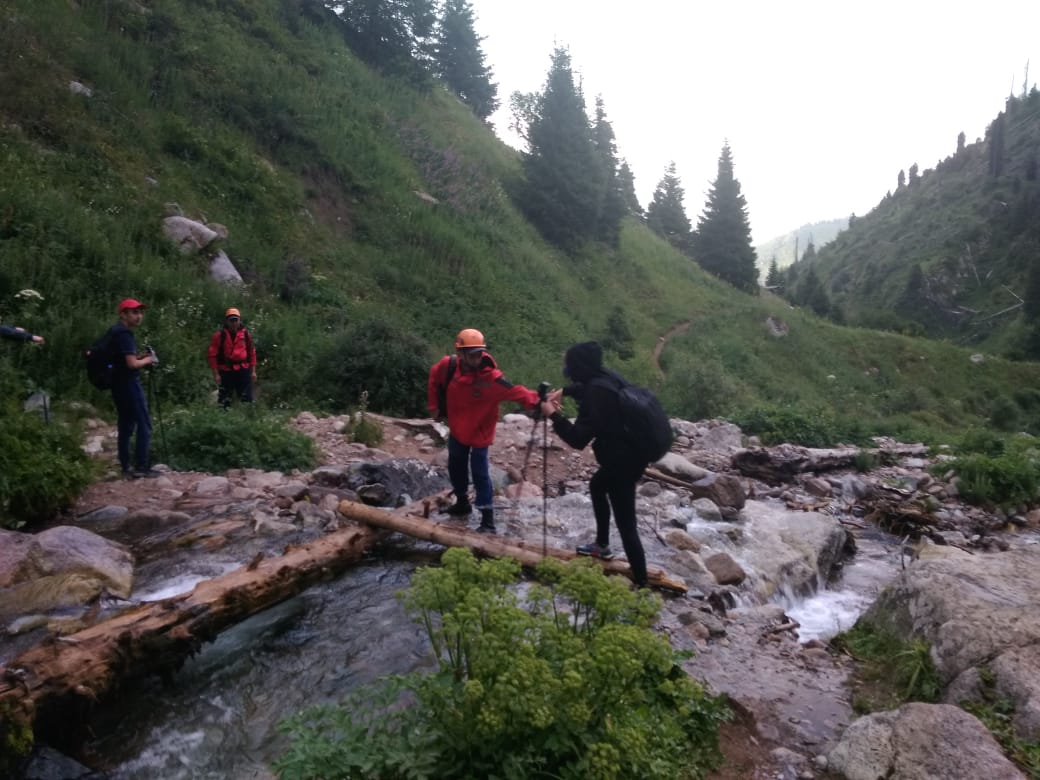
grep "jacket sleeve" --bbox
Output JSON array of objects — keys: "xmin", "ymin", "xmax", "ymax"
[
  {"xmin": 0, "ymin": 325, "xmax": 33, "ymax": 342},
  {"xmin": 489, "ymin": 376, "xmax": 540, "ymax": 409},
  {"xmin": 427, "ymin": 357, "xmax": 448, "ymax": 414},
  {"xmin": 550, "ymin": 381, "xmax": 614, "ymax": 451},
  {"xmin": 207, "ymin": 331, "xmax": 221, "ymax": 372}
]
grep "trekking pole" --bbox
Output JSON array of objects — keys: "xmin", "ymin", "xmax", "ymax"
[
  {"xmin": 146, "ymin": 349, "xmax": 169, "ymax": 464},
  {"xmin": 537, "ymin": 382, "xmax": 550, "ymax": 557}
]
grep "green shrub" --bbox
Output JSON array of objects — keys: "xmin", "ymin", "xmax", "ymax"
[
  {"xmin": 946, "ymin": 449, "xmax": 1040, "ymax": 508},
  {"xmin": 732, "ymin": 405, "xmax": 868, "ymax": 447},
  {"xmin": 276, "ymin": 550, "xmax": 728, "ymax": 780},
  {"xmin": 307, "ymin": 318, "xmax": 432, "ymax": 417},
  {"xmin": 0, "ymin": 406, "xmax": 96, "ymax": 529},
  {"xmin": 162, "ymin": 406, "xmax": 316, "ymax": 473},
  {"xmin": 347, "ymin": 391, "xmax": 384, "ymax": 448},
  {"xmin": 956, "ymin": 427, "xmax": 1008, "ymax": 457}
]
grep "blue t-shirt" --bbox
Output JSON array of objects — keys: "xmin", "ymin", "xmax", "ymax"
[{"xmin": 110, "ymin": 322, "xmax": 139, "ymax": 383}]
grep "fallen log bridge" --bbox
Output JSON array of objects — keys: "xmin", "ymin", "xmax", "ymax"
[
  {"xmin": 337, "ymin": 500, "xmax": 688, "ymax": 593},
  {"xmin": 0, "ymin": 525, "xmax": 379, "ymax": 748}
]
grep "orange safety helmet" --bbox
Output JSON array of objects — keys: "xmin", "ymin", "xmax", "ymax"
[{"xmin": 455, "ymin": 328, "xmax": 486, "ymax": 350}]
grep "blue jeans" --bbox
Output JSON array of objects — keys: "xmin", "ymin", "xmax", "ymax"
[
  {"xmin": 112, "ymin": 377, "xmax": 152, "ymax": 472},
  {"xmin": 448, "ymin": 436, "xmax": 492, "ymax": 509}
]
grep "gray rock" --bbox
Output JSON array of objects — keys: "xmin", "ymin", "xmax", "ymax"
[{"xmin": 827, "ymin": 702, "xmax": 1023, "ymax": 780}]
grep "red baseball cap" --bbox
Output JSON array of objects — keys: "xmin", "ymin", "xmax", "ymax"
[{"xmin": 118, "ymin": 298, "xmax": 147, "ymax": 312}]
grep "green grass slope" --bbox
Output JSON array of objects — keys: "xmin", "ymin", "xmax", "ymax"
[
  {"xmin": 784, "ymin": 90, "xmax": 1040, "ymax": 355},
  {"xmin": 2, "ymin": 0, "xmax": 1040, "ymax": 443}
]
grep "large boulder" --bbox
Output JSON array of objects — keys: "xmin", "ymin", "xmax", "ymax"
[
  {"xmin": 732, "ymin": 501, "xmax": 847, "ymax": 600},
  {"xmin": 0, "ymin": 526, "xmax": 133, "ymax": 619},
  {"xmin": 862, "ymin": 545, "xmax": 1040, "ymax": 739},
  {"xmin": 827, "ymin": 702, "xmax": 1024, "ymax": 780}
]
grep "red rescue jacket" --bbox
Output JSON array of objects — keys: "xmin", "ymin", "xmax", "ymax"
[
  {"xmin": 427, "ymin": 353, "xmax": 539, "ymax": 448},
  {"xmin": 207, "ymin": 327, "xmax": 256, "ymax": 372}
]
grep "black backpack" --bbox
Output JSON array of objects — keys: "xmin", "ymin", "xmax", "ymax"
[
  {"xmin": 596, "ymin": 375, "xmax": 673, "ymax": 464},
  {"xmin": 85, "ymin": 326, "xmax": 118, "ymax": 390}
]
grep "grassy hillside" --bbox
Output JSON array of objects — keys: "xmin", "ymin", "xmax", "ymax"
[
  {"xmin": 3, "ymin": 0, "xmax": 1040, "ymax": 444},
  {"xmin": 782, "ymin": 90, "xmax": 1040, "ymax": 355}
]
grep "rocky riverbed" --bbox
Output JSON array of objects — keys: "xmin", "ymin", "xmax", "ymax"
[{"xmin": 3, "ymin": 411, "xmax": 1039, "ymax": 779}]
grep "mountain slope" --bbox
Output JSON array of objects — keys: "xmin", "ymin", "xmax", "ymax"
[
  {"xmin": 2, "ymin": 0, "xmax": 1040, "ymax": 440},
  {"xmin": 782, "ymin": 90, "xmax": 1040, "ymax": 355}
]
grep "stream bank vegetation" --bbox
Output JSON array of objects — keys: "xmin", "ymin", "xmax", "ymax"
[
  {"xmin": 960, "ymin": 668, "xmax": 1040, "ymax": 778},
  {"xmin": 276, "ymin": 549, "xmax": 729, "ymax": 780},
  {"xmin": 831, "ymin": 622, "xmax": 941, "ymax": 713}
]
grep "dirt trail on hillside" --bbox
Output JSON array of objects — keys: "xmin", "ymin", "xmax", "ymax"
[{"xmin": 653, "ymin": 319, "xmax": 692, "ymax": 372}]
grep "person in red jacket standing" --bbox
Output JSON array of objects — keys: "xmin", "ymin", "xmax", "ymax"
[
  {"xmin": 427, "ymin": 328, "xmax": 540, "ymax": 533},
  {"xmin": 207, "ymin": 307, "xmax": 257, "ymax": 409}
]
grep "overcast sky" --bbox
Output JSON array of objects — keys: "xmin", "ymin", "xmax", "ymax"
[{"xmin": 469, "ymin": 1, "xmax": 1040, "ymax": 243}]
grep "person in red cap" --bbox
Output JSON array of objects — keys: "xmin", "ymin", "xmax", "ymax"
[
  {"xmin": 111, "ymin": 299, "xmax": 159, "ymax": 478},
  {"xmin": 427, "ymin": 328, "xmax": 540, "ymax": 533},
  {"xmin": 207, "ymin": 307, "xmax": 257, "ymax": 409}
]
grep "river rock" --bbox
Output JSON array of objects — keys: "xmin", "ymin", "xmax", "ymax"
[
  {"xmin": 863, "ymin": 545, "xmax": 1040, "ymax": 740},
  {"xmin": 0, "ymin": 526, "xmax": 133, "ymax": 618},
  {"xmin": 734, "ymin": 501, "xmax": 847, "ymax": 599},
  {"xmin": 826, "ymin": 702, "xmax": 1024, "ymax": 780}
]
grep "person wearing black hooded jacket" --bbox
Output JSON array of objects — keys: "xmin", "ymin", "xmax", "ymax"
[{"xmin": 540, "ymin": 341, "xmax": 649, "ymax": 588}]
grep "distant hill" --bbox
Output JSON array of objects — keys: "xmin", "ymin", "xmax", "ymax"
[
  {"xmin": 781, "ymin": 89, "xmax": 1040, "ymax": 356},
  {"xmin": 755, "ymin": 217, "xmax": 848, "ymax": 274},
  {"xmin": 2, "ymin": 0, "xmax": 1040, "ymax": 440}
]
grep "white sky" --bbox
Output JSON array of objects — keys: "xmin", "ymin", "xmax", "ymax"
[{"xmin": 469, "ymin": 1, "xmax": 1040, "ymax": 243}]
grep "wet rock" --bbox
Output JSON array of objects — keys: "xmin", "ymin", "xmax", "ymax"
[
  {"xmin": 704, "ymin": 552, "xmax": 746, "ymax": 585},
  {"xmin": 663, "ymin": 528, "xmax": 701, "ymax": 552},
  {"xmin": 691, "ymin": 497, "xmax": 723, "ymax": 521}
]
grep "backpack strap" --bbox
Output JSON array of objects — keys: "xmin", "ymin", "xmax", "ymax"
[{"xmin": 437, "ymin": 355, "xmax": 457, "ymax": 417}]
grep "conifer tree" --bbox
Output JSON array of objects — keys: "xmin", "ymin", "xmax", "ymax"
[
  {"xmin": 517, "ymin": 47, "xmax": 602, "ymax": 248},
  {"xmin": 799, "ymin": 267, "xmax": 831, "ymax": 317},
  {"xmin": 331, "ymin": 0, "xmax": 436, "ymax": 80},
  {"xmin": 646, "ymin": 162, "xmax": 692, "ymax": 252},
  {"xmin": 432, "ymin": 0, "xmax": 498, "ymax": 120},
  {"xmin": 617, "ymin": 160, "xmax": 643, "ymax": 217},
  {"xmin": 691, "ymin": 144, "xmax": 759, "ymax": 293},
  {"xmin": 765, "ymin": 257, "xmax": 782, "ymax": 289},
  {"xmin": 591, "ymin": 96, "xmax": 626, "ymax": 245}
]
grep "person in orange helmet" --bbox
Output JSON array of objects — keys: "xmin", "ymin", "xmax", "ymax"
[
  {"xmin": 427, "ymin": 328, "xmax": 540, "ymax": 533},
  {"xmin": 207, "ymin": 307, "xmax": 257, "ymax": 408}
]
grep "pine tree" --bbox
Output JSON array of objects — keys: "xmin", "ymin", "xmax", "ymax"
[
  {"xmin": 645, "ymin": 162, "xmax": 692, "ymax": 252},
  {"xmin": 432, "ymin": 0, "xmax": 498, "ymax": 120},
  {"xmin": 591, "ymin": 96, "xmax": 626, "ymax": 245},
  {"xmin": 617, "ymin": 160, "xmax": 643, "ymax": 216},
  {"xmin": 692, "ymin": 144, "xmax": 759, "ymax": 293},
  {"xmin": 332, "ymin": 0, "xmax": 436, "ymax": 80},
  {"xmin": 765, "ymin": 257, "xmax": 782, "ymax": 289},
  {"xmin": 800, "ymin": 267, "xmax": 831, "ymax": 317},
  {"xmin": 517, "ymin": 47, "xmax": 602, "ymax": 248}
]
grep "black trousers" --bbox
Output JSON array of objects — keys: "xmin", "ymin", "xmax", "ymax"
[
  {"xmin": 218, "ymin": 368, "xmax": 254, "ymax": 408},
  {"xmin": 589, "ymin": 458, "xmax": 648, "ymax": 585}
]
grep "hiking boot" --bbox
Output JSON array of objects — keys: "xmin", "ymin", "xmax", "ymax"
[
  {"xmin": 444, "ymin": 499, "xmax": 472, "ymax": 517},
  {"xmin": 121, "ymin": 469, "xmax": 138, "ymax": 481},
  {"xmin": 576, "ymin": 542, "xmax": 614, "ymax": 560},
  {"xmin": 476, "ymin": 508, "xmax": 496, "ymax": 534},
  {"xmin": 132, "ymin": 469, "xmax": 162, "ymax": 479}
]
